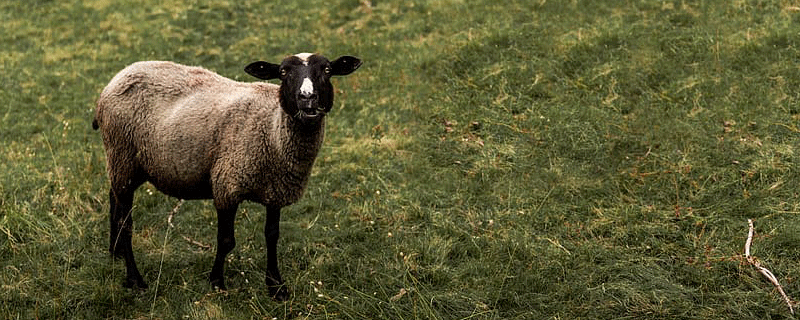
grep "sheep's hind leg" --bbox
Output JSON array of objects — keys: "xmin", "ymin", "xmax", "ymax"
[
  {"xmin": 109, "ymin": 190, "xmax": 124, "ymax": 258},
  {"xmin": 265, "ymin": 205, "xmax": 288, "ymax": 300},
  {"xmin": 110, "ymin": 187, "xmax": 148, "ymax": 289},
  {"xmin": 210, "ymin": 204, "xmax": 238, "ymax": 290}
]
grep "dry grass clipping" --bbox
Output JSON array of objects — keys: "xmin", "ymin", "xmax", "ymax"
[{"xmin": 745, "ymin": 219, "xmax": 795, "ymax": 314}]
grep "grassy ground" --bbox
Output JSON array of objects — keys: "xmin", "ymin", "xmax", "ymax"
[{"xmin": 2, "ymin": 0, "xmax": 800, "ymax": 319}]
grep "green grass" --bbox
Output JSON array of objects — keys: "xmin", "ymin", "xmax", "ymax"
[{"xmin": 2, "ymin": 0, "xmax": 800, "ymax": 319}]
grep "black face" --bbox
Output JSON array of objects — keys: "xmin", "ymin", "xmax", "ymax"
[
  {"xmin": 279, "ymin": 54, "xmax": 333, "ymax": 123},
  {"xmin": 245, "ymin": 54, "xmax": 362, "ymax": 125}
]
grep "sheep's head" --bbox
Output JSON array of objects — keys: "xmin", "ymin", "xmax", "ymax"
[{"xmin": 246, "ymin": 53, "xmax": 361, "ymax": 124}]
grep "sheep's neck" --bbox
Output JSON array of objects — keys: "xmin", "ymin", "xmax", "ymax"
[{"xmin": 271, "ymin": 110, "xmax": 325, "ymax": 178}]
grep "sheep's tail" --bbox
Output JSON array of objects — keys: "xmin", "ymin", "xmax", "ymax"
[{"xmin": 92, "ymin": 98, "xmax": 101, "ymax": 130}]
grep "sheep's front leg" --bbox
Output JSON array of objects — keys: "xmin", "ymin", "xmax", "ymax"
[
  {"xmin": 265, "ymin": 205, "xmax": 288, "ymax": 300},
  {"xmin": 210, "ymin": 205, "xmax": 238, "ymax": 290}
]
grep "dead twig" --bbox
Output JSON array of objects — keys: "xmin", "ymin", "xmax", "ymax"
[
  {"xmin": 389, "ymin": 288, "xmax": 407, "ymax": 302},
  {"xmin": 167, "ymin": 199, "xmax": 184, "ymax": 228},
  {"xmin": 183, "ymin": 236, "xmax": 212, "ymax": 250},
  {"xmin": 745, "ymin": 219, "xmax": 795, "ymax": 314},
  {"xmin": 166, "ymin": 200, "xmax": 212, "ymax": 250}
]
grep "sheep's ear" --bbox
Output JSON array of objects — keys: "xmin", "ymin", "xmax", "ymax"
[
  {"xmin": 330, "ymin": 56, "xmax": 362, "ymax": 76},
  {"xmin": 245, "ymin": 61, "xmax": 281, "ymax": 80}
]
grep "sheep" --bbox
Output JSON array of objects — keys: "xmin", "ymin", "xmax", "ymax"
[{"xmin": 92, "ymin": 53, "xmax": 362, "ymax": 300}]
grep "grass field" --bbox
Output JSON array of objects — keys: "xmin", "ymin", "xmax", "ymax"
[{"xmin": 2, "ymin": 0, "xmax": 800, "ymax": 319}]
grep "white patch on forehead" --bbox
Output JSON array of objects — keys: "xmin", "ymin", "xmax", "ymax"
[
  {"xmin": 300, "ymin": 77, "xmax": 314, "ymax": 96},
  {"xmin": 294, "ymin": 52, "xmax": 314, "ymax": 65}
]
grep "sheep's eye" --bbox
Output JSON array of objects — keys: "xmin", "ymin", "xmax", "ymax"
[
  {"xmin": 280, "ymin": 69, "xmax": 287, "ymax": 77},
  {"xmin": 324, "ymin": 66, "xmax": 331, "ymax": 75}
]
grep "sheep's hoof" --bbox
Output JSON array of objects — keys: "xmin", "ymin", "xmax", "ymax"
[
  {"xmin": 123, "ymin": 276, "xmax": 148, "ymax": 290},
  {"xmin": 210, "ymin": 278, "xmax": 227, "ymax": 291},
  {"xmin": 269, "ymin": 285, "xmax": 289, "ymax": 301}
]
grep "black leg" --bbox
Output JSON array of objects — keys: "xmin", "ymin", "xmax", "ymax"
[
  {"xmin": 265, "ymin": 205, "xmax": 288, "ymax": 300},
  {"xmin": 109, "ymin": 190, "xmax": 123, "ymax": 258},
  {"xmin": 111, "ymin": 187, "xmax": 147, "ymax": 289},
  {"xmin": 209, "ymin": 204, "xmax": 238, "ymax": 290}
]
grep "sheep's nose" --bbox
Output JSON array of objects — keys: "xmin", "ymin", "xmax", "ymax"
[
  {"xmin": 299, "ymin": 77, "xmax": 316, "ymax": 101},
  {"xmin": 299, "ymin": 91, "xmax": 317, "ymax": 101}
]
